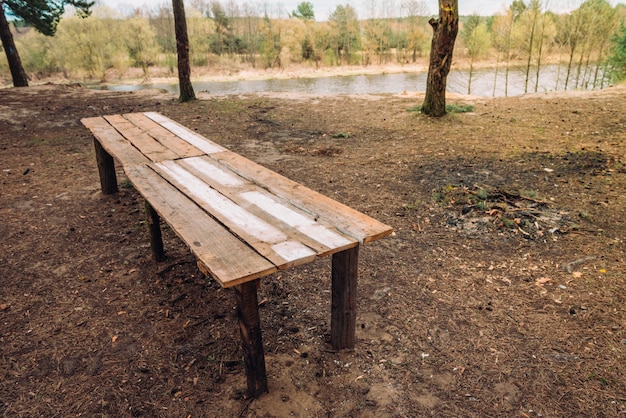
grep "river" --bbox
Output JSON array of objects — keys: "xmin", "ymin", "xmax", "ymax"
[{"xmin": 100, "ymin": 64, "xmax": 606, "ymax": 97}]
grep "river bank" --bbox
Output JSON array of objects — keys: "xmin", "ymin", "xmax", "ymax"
[{"xmin": 2, "ymin": 55, "xmax": 527, "ymax": 89}]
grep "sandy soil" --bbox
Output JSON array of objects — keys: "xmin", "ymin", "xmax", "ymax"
[{"xmin": 0, "ymin": 83, "xmax": 625, "ymax": 417}]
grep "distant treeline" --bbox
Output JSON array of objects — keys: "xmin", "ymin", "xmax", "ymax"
[{"xmin": 2, "ymin": 0, "xmax": 625, "ymax": 92}]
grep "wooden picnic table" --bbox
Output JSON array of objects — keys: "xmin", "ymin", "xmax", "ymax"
[{"xmin": 81, "ymin": 112, "xmax": 393, "ymax": 397}]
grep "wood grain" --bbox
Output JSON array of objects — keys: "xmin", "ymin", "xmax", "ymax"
[
  {"xmin": 143, "ymin": 112, "xmax": 226, "ymax": 155},
  {"xmin": 122, "ymin": 113, "xmax": 205, "ymax": 159},
  {"xmin": 124, "ymin": 164, "xmax": 277, "ymax": 287},
  {"xmin": 177, "ymin": 156, "xmax": 357, "ymax": 256},
  {"xmin": 154, "ymin": 160, "xmax": 318, "ymax": 269},
  {"xmin": 103, "ymin": 114, "xmax": 178, "ymax": 162},
  {"xmin": 212, "ymin": 151, "xmax": 393, "ymax": 243},
  {"xmin": 81, "ymin": 117, "xmax": 149, "ymax": 166}
]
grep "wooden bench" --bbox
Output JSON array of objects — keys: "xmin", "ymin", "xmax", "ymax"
[{"xmin": 81, "ymin": 112, "xmax": 392, "ymax": 397}]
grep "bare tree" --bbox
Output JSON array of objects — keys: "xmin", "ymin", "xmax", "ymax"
[
  {"xmin": 172, "ymin": 0, "xmax": 196, "ymax": 102},
  {"xmin": 521, "ymin": 0, "xmax": 541, "ymax": 94},
  {"xmin": 560, "ymin": 6, "xmax": 585, "ymax": 90},
  {"xmin": 532, "ymin": 10, "xmax": 554, "ymax": 93},
  {"xmin": 461, "ymin": 14, "xmax": 489, "ymax": 95},
  {"xmin": 403, "ymin": 0, "xmax": 429, "ymax": 63},
  {"xmin": 241, "ymin": 3, "xmax": 260, "ymax": 66},
  {"xmin": 491, "ymin": 9, "xmax": 514, "ymax": 96},
  {"xmin": 591, "ymin": 0, "xmax": 618, "ymax": 88},
  {"xmin": 421, "ymin": 0, "xmax": 458, "ymax": 117}
]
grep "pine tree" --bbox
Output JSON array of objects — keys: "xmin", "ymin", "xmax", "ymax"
[
  {"xmin": 0, "ymin": 0, "xmax": 93, "ymax": 87},
  {"xmin": 172, "ymin": 0, "xmax": 196, "ymax": 102}
]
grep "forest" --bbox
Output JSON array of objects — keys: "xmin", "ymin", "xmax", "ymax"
[{"xmin": 1, "ymin": 0, "xmax": 626, "ymax": 94}]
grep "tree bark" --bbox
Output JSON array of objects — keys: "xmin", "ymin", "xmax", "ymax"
[
  {"xmin": 172, "ymin": 0, "xmax": 196, "ymax": 102},
  {"xmin": 0, "ymin": 5, "xmax": 29, "ymax": 87},
  {"xmin": 421, "ymin": 0, "xmax": 458, "ymax": 117}
]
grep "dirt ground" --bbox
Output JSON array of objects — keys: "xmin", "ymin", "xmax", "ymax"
[{"xmin": 1, "ymin": 83, "xmax": 625, "ymax": 417}]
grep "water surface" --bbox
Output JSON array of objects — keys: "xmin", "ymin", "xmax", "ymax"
[{"xmin": 100, "ymin": 64, "xmax": 605, "ymax": 97}]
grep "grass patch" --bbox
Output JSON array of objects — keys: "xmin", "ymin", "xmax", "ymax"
[
  {"xmin": 402, "ymin": 199, "xmax": 423, "ymax": 210},
  {"xmin": 521, "ymin": 189, "xmax": 539, "ymax": 199},
  {"xmin": 31, "ymin": 136, "xmax": 67, "ymax": 146},
  {"xmin": 407, "ymin": 103, "xmax": 474, "ymax": 114},
  {"xmin": 208, "ymin": 98, "xmax": 243, "ymax": 113},
  {"xmin": 447, "ymin": 104, "xmax": 475, "ymax": 113},
  {"xmin": 120, "ymin": 179, "xmax": 135, "ymax": 190}
]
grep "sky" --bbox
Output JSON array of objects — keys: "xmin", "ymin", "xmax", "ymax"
[{"xmin": 94, "ymin": 0, "xmax": 589, "ymax": 20}]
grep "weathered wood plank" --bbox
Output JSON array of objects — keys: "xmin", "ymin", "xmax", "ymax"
[
  {"xmin": 179, "ymin": 155, "xmax": 245, "ymax": 188},
  {"xmin": 143, "ymin": 112, "xmax": 226, "ymax": 155},
  {"xmin": 239, "ymin": 190, "xmax": 355, "ymax": 251},
  {"xmin": 331, "ymin": 246, "xmax": 359, "ymax": 350},
  {"xmin": 81, "ymin": 117, "xmax": 149, "ymax": 166},
  {"xmin": 212, "ymin": 151, "xmax": 394, "ymax": 244},
  {"xmin": 93, "ymin": 137, "xmax": 118, "ymax": 194},
  {"xmin": 154, "ymin": 160, "xmax": 318, "ymax": 269},
  {"xmin": 178, "ymin": 156, "xmax": 357, "ymax": 256},
  {"xmin": 103, "ymin": 115, "xmax": 178, "ymax": 162},
  {"xmin": 234, "ymin": 281, "xmax": 269, "ymax": 398},
  {"xmin": 145, "ymin": 201, "xmax": 165, "ymax": 262},
  {"xmin": 122, "ymin": 113, "xmax": 205, "ymax": 159},
  {"xmin": 124, "ymin": 164, "xmax": 277, "ymax": 287}
]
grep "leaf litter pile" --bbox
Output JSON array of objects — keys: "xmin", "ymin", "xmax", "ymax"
[
  {"xmin": 432, "ymin": 184, "xmax": 573, "ymax": 239},
  {"xmin": 409, "ymin": 148, "xmax": 625, "ymax": 241}
]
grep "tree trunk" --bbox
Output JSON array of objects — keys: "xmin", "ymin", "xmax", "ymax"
[
  {"xmin": 564, "ymin": 46, "xmax": 575, "ymax": 90},
  {"xmin": 492, "ymin": 50, "xmax": 500, "ymax": 97},
  {"xmin": 592, "ymin": 40, "xmax": 607, "ymax": 89},
  {"xmin": 534, "ymin": 17, "xmax": 545, "ymax": 93},
  {"xmin": 0, "ymin": 5, "xmax": 29, "ymax": 87},
  {"xmin": 524, "ymin": 8, "xmax": 538, "ymax": 94},
  {"xmin": 555, "ymin": 44, "xmax": 563, "ymax": 90},
  {"xmin": 467, "ymin": 57, "xmax": 474, "ymax": 95},
  {"xmin": 421, "ymin": 0, "xmax": 458, "ymax": 117},
  {"xmin": 172, "ymin": 0, "xmax": 195, "ymax": 102}
]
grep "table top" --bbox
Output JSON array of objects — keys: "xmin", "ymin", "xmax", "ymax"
[{"xmin": 82, "ymin": 112, "xmax": 393, "ymax": 287}]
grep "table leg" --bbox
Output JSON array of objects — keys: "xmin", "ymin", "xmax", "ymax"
[
  {"xmin": 93, "ymin": 138, "xmax": 118, "ymax": 194},
  {"xmin": 331, "ymin": 245, "xmax": 359, "ymax": 350},
  {"xmin": 233, "ymin": 280, "xmax": 268, "ymax": 398},
  {"xmin": 145, "ymin": 201, "xmax": 165, "ymax": 262}
]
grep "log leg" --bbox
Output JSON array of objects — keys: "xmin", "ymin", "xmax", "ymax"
[
  {"xmin": 331, "ymin": 245, "xmax": 359, "ymax": 350},
  {"xmin": 233, "ymin": 280, "xmax": 268, "ymax": 398},
  {"xmin": 145, "ymin": 201, "xmax": 165, "ymax": 262},
  {"xmin": 93, "ymin": 138, "xmax": 118, "ymax": 194}
]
